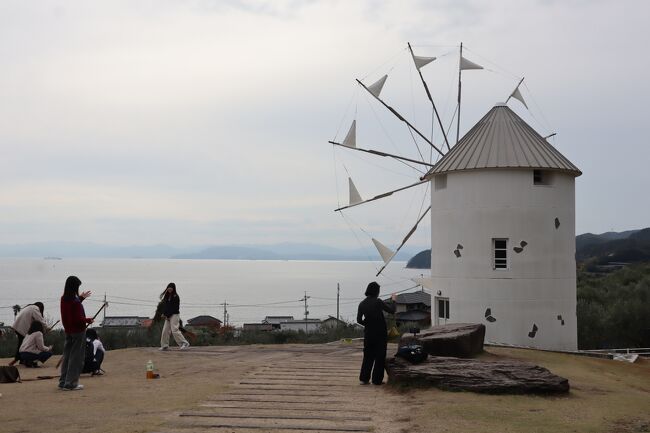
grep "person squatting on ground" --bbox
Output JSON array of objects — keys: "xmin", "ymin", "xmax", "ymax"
[
  {"xmin": 9, "ymin": 302, "xmax": 47, "ymax": 366},
  {"xmin": 356, "ymin": 281, "xmax": 396, "ymax": 385},
  {"xmin": 59, "ymin": 276, "xmax": 94, "ymax": 391},
  {"xmin": 159, "ymin": 282, "xmax": 190, "ymax": 351},
  {"xmin": 18, "ymin": 321, "xmax": 53, "ymax": 367},
  {"xmin": 82, "ymin": 328, "xmax": 105, "ymax": 375}
]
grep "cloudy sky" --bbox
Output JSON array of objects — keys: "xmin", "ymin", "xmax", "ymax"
[{"xmin": 1, "ymin": 0, "xmax": 648, "ymax": 250}]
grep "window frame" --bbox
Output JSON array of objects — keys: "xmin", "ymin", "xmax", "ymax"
[
  {"xmin": 533, "ymin": 169, "xmax": 553, "ymax": 186},
  {"xmin": 492, "ymin": 238, "xmax": 509, "ymax": 270},
  {"xmin": 436, "ymin": 298, "xmax": 449, "ymax": 321}
]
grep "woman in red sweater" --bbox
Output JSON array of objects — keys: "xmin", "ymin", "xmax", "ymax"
[{"xmin": 59, "ymin": 276, "xmax": 93, "ymax": 391}]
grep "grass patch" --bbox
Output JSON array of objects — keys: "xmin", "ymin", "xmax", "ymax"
[{"xmin": 404, "ymin": 347, "xmax": 650, "ymax": 433}]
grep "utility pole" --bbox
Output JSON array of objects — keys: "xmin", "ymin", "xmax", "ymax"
[
  {"xmin": 302, "ymin": 291, "xmax": 310, "ymax": 333},
  {"xmin": 222, "ymin": 301, "xmax": 228, "ymax": 327},
  {"xmin": 336, "ymin": 283, "xmax": 340, "ymax": 327},
  {"xmin": 103, "ymin": 293, "xmax": 107, "ymax": 323}
]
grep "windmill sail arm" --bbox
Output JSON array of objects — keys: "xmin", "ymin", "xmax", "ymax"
[
  {"xmin": 329, "ymin": 141, "xmax": 434, "ymax": 167},
  {"xmin": 407, "ymin": 42, "xmax": 451, "ymax": 151},
  {"xmin": 355, "ymin": 79, "xmax": 445, "ymax": 157},
  {"xmin": 334, "ymin": 179, "xmax": 428, "ymax": 212},
  {"xmin": 375, "ymin": 206, "xmax": 432, "ymax": 276}
]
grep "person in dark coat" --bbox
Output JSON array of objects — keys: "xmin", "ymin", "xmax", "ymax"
[
  {"xmin": 59, "ymin": 276, "xmax": 93, "ymax": 391},
  {"xmin": 159, "ymin": 282, "xmax": 189, "ymax": 350},
  {"xmin": 356, "ymin": 281, "xmax": 396, "ymax": 385}
]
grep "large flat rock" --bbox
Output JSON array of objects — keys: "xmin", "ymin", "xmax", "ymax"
[
  {"xmin": 399, "ymin": 323, "xmax": 485, "ymax": 358},
  {"xmin": 386, "ymin": 356, "xmax": 570, "ymax": 394}
]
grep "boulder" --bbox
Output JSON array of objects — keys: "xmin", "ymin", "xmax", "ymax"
[
  {"xmin": 386, "ymin": 356, "xmax": 569, "ymax": 394},
  {"xmin": 399, "ymin": 323, "xmax": 485, "ymax": 358}
]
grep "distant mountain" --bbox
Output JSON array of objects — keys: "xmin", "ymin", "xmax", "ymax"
[
  {"xmin": 576, "ymin": 228, "xmax": 650, "ymax": 264},
  {"xmin": 405, "ymin": 228, "xmax": 650, "ymax": 269},
  {"xmin": 0, "ymin": 242, "xmax": 195, "ymax": 259},
  {"xmin": 173, "ymin": 246, "xmax": 280, "ymax": 260},
  {"xmin": 0, "ymin": 241, "xmax": 424, "ymax": 261},
  {"xmin": 172, "ymin": 243, "xmax": 423, "ymax": 261},
  {"xmin": 575, "ymin": 229, "xmax": 640, "ymax": 251}
]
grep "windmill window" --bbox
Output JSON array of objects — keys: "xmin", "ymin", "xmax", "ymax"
[
  {"xmin": 435, "ymin": 174, "xmax": 447, "ymax": 190},
  {"xmin": 493, "ymin": 238, "xmax": 508, "ymax": 269},
  {"xmin": 533, "ymin": 170, "xmax": 553, "ymax": 186}
]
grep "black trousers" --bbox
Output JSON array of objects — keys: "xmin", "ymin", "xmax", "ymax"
[
  {"xmin": 13, "ymin": 331, "xmax": 25, "ymax": 362},
  {"xmin": 359, "ymin": 336, "xmax": 387, "ymax": 384},
  {"xmin": 82, "ymin": 350, "xmax": 105, "ymax": 373}
]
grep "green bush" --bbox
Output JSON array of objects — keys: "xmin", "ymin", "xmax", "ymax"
[
  {"xmin": 577, "ymin": 263, "xmax": 650, "ymax": 349},
  {"xmin": 1, "ymin": 323, "xmax": 363, "ymax": 357}
]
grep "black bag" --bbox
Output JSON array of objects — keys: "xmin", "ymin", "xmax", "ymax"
[
  {"xmin": 395, "ymin": 344, "xmax": 428, "ymax": 364},
  {"xmin": 0, "ymin": 366, "xmax": 21, "ymax": 383}
]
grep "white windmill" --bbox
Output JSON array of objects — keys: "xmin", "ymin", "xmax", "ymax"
[{"xmin": 331, "ymin": 43, "xmax": 581, "ymax": 351}]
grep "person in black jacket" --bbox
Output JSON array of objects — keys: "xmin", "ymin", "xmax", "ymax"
[
  {"xmin": 159, "ymin": 282, "xmax": 190, "ymax": 351},
  {"xmin": 356, "ymin": 281, "xmax": 396, "ymax": 385}
]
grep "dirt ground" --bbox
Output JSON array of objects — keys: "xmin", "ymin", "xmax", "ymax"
[{"xmin": 1, "ymin": 343, "xmax": 649, "ymax": 433}]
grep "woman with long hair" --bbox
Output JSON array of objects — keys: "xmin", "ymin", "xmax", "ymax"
[
  {"xmin": 59, "ymin": 276, "xmax": 93, "ymax": 391},
  {"xmin": 9, "ymin": 302, "xmax": 47, "ymax": 366},
  {"xmin": 159, "ymin": 282, "xmax": 189, "ymax": 350},
  {"xmin": 18, "ymin": 321, "xmax": 53, "ymax": 367},
  {"xmin": 356, "ymin": 281, "xmax": 396, "ymax": 385}
]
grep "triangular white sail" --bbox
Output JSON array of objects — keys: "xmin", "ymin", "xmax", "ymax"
[
  {"xmin": 367, "ymin": 75, "xmax": 388, "ymax": 97},
  {"xmin": 460, "ymin": 56, "xmax": 483, "ymax": 70},
  {"xmin": 413, "ymin": 55, "xmax": 436, "ymax": 70},
  {"xmin": 342, "ymin": 120, "xmax": 356, "ymax": 148},
  {"xmin": 348, "ymin": 177, "xmax": 362, "ymax": 206},
  {"xmin": 510, "ymin": 86, "xmax": 528, "ymax": 109},
  {"xmin": 372, "ymin": 238, "xmax": 395, "ymax": 264},
  {"xmin": 375, "ymin": 206, "xmax": 431, "ymax": 277}
]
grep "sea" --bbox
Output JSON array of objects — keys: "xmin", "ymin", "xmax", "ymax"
[{"xmin": 0, "ymin": 259, "xmax": 426, "ymax": 327}]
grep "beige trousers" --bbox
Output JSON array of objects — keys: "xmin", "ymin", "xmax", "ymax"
[{"xmin": 160, "ymin": 314, "xmax": 188, "ymax": 348}]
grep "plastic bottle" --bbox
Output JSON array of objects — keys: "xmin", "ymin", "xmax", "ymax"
[{"xmin": 146, "ymin": 360, "xmax": 154, "ymax": 379}]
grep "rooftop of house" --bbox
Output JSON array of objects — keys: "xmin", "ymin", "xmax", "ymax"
[
  {"xmin": 395, "ymin": 291, "xmax": 431, "ymax": 307},
  {"xmin": 263, "ymin": 316, "xmax": 295, "ymax": 324},
  {"xmin": 322, "ymin": 316, "xmax": 346, "ymax": 322},
  {"xmin": 101, "ymin": 316, "xmax": 149, "ymax": 327},
  {"xmin": 280, "ymin": 319, "xmax": 322, "ymax": 325},
  {"xmin": 187, "ymin": 315, "xmax": 222, "ymax": 326}
]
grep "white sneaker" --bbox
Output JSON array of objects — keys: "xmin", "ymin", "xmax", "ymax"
[
  {"xmin": 159, "ymin": 346, "xmax": 168, "ymax": 351},
  {"xmin": 63, "ymin": 384, "xmax": 84, "ymax": 391},
  {"xmin": 180, "ymin": 343, "xmax": 190, "ymax": 350}
]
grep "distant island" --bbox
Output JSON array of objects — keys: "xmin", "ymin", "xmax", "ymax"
[{"xmin": 405, "ymin": 228, "xmax": 650, "ymax": 269}]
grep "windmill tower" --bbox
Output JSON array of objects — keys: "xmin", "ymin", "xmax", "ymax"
[
  {"xmin": 331, "ymin": 43, "xmax": 581, "ymax": 351},
  {"xmin": 420, "ymin": 104, "xmax": 581, "ymax": 351}
]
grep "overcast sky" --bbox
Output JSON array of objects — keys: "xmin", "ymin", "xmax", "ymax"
[{"xmin": 1, "ymin": 0, "xmax": 648, "ymax": 250}]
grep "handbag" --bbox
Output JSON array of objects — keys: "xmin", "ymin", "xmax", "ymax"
[{"xmin": 0, "ymin": 366, "xmax": 21, "ymax": 383}]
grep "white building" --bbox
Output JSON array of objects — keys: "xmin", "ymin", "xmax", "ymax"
[
  {"xmin": 262, "ymin": 316, "xmax": 295, "ymax": 330},
  {"xmin": 421, "ymin": 104, "xmax": 581, "ymax": 351},
  {"xmin": 279, "ymin": 319, "xmax": 322, "ymax": 333}
]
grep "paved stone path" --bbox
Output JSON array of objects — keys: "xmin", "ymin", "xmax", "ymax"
[{"xmin": 151, "ymin": 343, "xmax": 412, "ymax": 433}]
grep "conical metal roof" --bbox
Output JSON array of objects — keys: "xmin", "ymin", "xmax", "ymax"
[{"xmin": 425, "ymin": 104, "xmax": 581, "ymax": 177}]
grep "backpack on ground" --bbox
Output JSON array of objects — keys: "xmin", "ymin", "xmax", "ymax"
[
  {"xmin": 0, "ymin": 366, "xmax": 21, "ymax": 383},
  {"xmin": 395, "ymin": 344, "xmax": 428, "ymax": 364}
]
